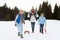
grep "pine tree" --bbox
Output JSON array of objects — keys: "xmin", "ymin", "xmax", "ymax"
[
  {"xmin": 57, "ymin": 6, "xmax": 60, "ymax": 20},
  {"xmin": 38, "ymin": 4, "xmax": 42, "ymax": 16},
  {"xmin": 53, "ymin": 3, "xmax": 58, "ymax": 19},
  {"xmin": 47, "ymin": 4, "xmax": 52, "ymax": 19}
]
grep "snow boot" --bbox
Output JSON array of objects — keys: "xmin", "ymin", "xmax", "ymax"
[
  {"xmin": 18, "ymin": 32, "xmax": 20, "ymax": 36},
  {"xmin": 21, "ymin": 34, "xmax": 23, "ymax": 38}
]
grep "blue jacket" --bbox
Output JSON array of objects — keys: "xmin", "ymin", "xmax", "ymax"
[
  {"xmin": 38, "ymin": 16, "xmax": 46, "ymax": 24},
  {"xmin": 16, "ymin": 14, "xmax": 20, "ymax": 24},
  {"xmin": 15, "ymin": 13, "xmax": 24, "ymax": 24}
]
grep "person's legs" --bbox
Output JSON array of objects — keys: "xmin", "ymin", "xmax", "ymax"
[
  {"xmin": 20, "ymin": 24, "xmax": 23, "ymax": 38},
  {"xmin": 20, "ymin": 24, "xmax": 23, "ymax": 34},
  {"xmin": 31, "ymin": 22, "xmax": 33, "ymax": 33},
  {"xmin": 17, "ymin": 24, "xmax": 23, "ymax": 38},
  {"xmin": 31, "ymin": 22, "xmax": 35, "ymax": 33},
  {"xmin": 40, "ymin": 24, "xmax": 44, "ymax": 34},
  {"xmin": 17, "ymin": 24, "xmax": 21, "ymax": 36},
  {"xmin": 32, "ymin": 22, "xmax": 35, "ymax": 33},
  {"xmin": 40, "ymin": 24, "xmax": 42, "ymax": 33},
  {"xmin": 41, "ymin": 24, "xmax": 44, "ymax": 34}
]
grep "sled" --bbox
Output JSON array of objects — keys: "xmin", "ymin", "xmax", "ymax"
[
  {"xmin": 44, "ymin": 28, "xmax": 47, "ymax": 33},
  {"xmin": 24, "ymin": 30, "xmax": 30, "ymax": 34}
]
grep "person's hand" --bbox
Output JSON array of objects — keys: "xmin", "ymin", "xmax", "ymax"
[
  {"xmin": 44, "ymin": 28, "xmax": 47, "ymax": 33},
  {"xmin": 29, "ymin": 18, "xmax": 30, "ymax": 21},
  {"xmin": 24, "ymin": 22, "xmax": 25, "ymax": 24},
  {"xmin": 15, "ymin": 24, "xmax": 17, "ymax": 26},
  {"xmin": 29, "ymin": 19, "xmax": 30, "ymax": 21}
]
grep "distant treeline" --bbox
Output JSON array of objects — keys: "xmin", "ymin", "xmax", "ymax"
[{"xmin": 0, "ymin": 1, "xmax": 60, "ymax": 21}]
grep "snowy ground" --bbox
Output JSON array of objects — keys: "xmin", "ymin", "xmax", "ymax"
[{"xmin": 0, "ymin": 20, "xmax": 60, "ymax": 40}]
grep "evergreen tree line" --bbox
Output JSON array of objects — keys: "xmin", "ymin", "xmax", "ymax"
[
  {"xmin": 0, "ymin": 2, "xmax": 60, "ymax": 21},
  {"xmin": 38, "ymin": 2, "xmax": 60, "ymax": 20},
  {"xmin": 0, "ymin": 3, "xmax": 19, "ymax": 21}
]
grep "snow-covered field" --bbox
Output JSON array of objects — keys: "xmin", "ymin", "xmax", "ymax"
[{"xmin": 0, "ymin": 20, "xmax": 60, "ymax": 40}]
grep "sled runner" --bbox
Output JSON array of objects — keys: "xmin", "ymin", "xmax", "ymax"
[{"xmin": 24, "ymin": 30, "xmax": 30, "ymax": 34}]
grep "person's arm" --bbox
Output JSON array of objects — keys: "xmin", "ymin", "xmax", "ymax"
[
  {"xmin": 28, "ymin": 12, "xmax": 30, "ymax": 18},
  {"xmin": 35, "ymin": 11, "xmax": 39, "ymax": 17},
  {"xmin": 15, "ymin": 14, "xmax": 18, "ymax": 26},
  {"xmin": 44, "ymin": 17, "xmax": 46, "ymax": 27},
  {"xmin": 38, "ymin": 17, "xmax": 40, "ymax": 25},
  {"xmin": 22, "ymin": 19, "xmax": 25, "ymax": 24},
  {"xmin": 23, "ymin": 14, "xmax": 25, "ymax": 24},
  {"xmin": 15, "ymin": 14, "xmax": 18, "ymax": 22},
  {"xmin": 45, "ymin": 21, "xmax": 46, "ymax": 27},
  {"xmin": 28, "ymin": 12, "xmax": 31, "ymax": 21},
  {"xmin": 29, "ymin": 12, "xmax": 32, "ymax": 21}
]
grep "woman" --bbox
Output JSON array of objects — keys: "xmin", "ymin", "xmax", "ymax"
[{"xmin": 28, "ymin": 7, "xmax": 38, "ymax": 33}]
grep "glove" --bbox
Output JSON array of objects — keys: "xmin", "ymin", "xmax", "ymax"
[
  {"xmin": 24, "ymin": 22, "xmax": 25, "ymax": 24},
  {"xmin": 15, "ymin": 23, "xmax": 17, "ymax": 26}
]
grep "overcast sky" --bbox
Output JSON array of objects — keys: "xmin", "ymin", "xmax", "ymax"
[{"xmin": 0, "ymin": 0, "xmax": 60, "ymax": 12}]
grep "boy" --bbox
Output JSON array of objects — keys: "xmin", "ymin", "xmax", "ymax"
[
  {"xmin": 15, "ymin": 10, "xmax": 25, "ymax": 38},
  {"xmin": 38, "ymin": 13, "xmax": 46, "ymax": 34}
]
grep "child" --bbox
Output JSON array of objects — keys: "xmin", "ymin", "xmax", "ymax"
[
  {"xmin": 38, "ymin": 13, "xmax": 46, "ymax": 34},
  {"xmin": 15, "ymin": 10, "xmax": 25, "ymax": 38}
]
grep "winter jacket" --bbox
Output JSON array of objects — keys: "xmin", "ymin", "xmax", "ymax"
[
  {"xmin": 28, "ymin": 11, "xmax": 38, "ymax": 21},
  {"xmin": 15, "ymin": 13, "xmax": 25, "ymax": 25},
  {"xmin": 38, "ymin": 16, "xmax": 46, "ymax": 24}
]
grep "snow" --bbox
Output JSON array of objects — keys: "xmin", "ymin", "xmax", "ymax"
[{"xmin": 0, "ymin": 20, "xmax": 60, "ymax": 40}]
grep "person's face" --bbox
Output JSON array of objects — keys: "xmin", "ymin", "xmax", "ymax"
[
  {"xmin": 19, "ymin": 10, "xmax": 24, "ymax": 15},
  {"xmin": 41, "ymin": 13, "xmax": 44, "ymax": 17}
]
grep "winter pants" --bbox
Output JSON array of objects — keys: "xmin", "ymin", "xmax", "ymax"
[
  {"xmin": 17, "ymin": 23, "xmax": 23, "ymax": 35},
  {"xmin": 31, "ymin": 22, "xmax": 35, "ymax": 32},
  {"xmin": 40, "ymin": 24, "xmax": 44, "ymax": 33}
]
